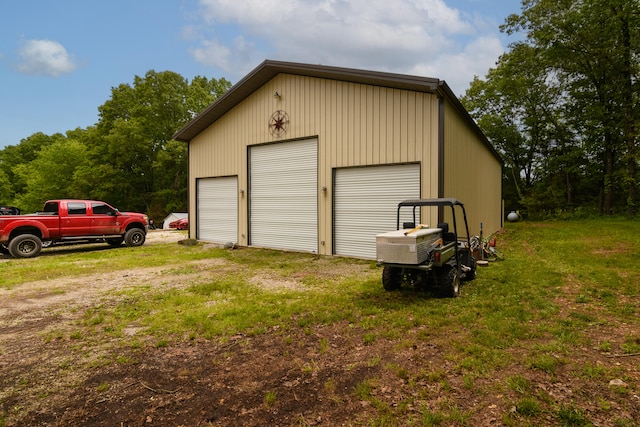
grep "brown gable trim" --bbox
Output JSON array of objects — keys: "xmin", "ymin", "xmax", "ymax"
[
  {"xmin": 173, "ymin": 59, "xmax": 502, "ymax": 165},
  {"xmin": 173, "ymin": 59, "xmax": 440, "ymax": 142}
]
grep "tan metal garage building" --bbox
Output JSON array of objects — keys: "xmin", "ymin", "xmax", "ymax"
[{"xmin": 174, "ymin": 60, "xmax": 502, "ymax": 259}]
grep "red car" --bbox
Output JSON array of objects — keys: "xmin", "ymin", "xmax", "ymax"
[{"xmin": 169, "ymin": 217, "xmax": 188, "ymax": 230}]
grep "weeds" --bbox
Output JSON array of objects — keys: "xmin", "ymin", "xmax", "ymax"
[{"xmin": 264, "ymin": 391, "xmax": 277, "ymax": 407}]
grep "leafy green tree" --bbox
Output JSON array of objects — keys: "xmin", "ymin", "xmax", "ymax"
[
  {"xmin": 0, "ymin": 71, "xmax": 230, "ymax": 217},
  {"xmin": 152, "ymin": 139, "xmax": 188, "ymax": 214},
  {"xmin": 503, "ymin": 0, "xmax": 640, "ymax": 216},
  {"xmin": 0, "ymin": 169, "xmax": 12, "ymax": 203},
  {"xmin": 86, "ymin": 70, "xmax": 231, "ymax": 217},
  {"xmin": 462, "ymin": 42, "xmax": 581, "ymax": 215},
  {"xmin": 0, "ymin": 132, "xmax": 62, "ymax": 199},
  {"xmin": 12, "ymin": 138, "xmax": 88, "ymax": 212}
]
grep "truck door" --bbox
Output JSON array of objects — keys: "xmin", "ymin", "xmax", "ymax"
[
  {"xmin": 90, "ymin": 202, "xmax": 120, "ymax": 235},
  {"xmin": 60, "ymin": 201, "xmax": 92, "ymax": 237}
]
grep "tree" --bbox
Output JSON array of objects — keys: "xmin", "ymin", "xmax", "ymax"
[
  {"xmin": 503, "ymin": 0, "xmax": 640, "ymax": 216},
  {"xmin": 461, "ymin": 42, "xmax": 581, "ymax": 215},
  {"xmin": 0, "ymin": 169, "xmax": 11, "ymax": 203},
  {"xmin": 12, "ymin": 138, "xmax": 88, "ymax": 212},
  {"xmin": 86, "ymin": 70, "xmax": 231, "ymax": 216},
  {"xmin": 0, "ymin": 132, "xmax": 62, "ymax": 200},
  {"xmin": 0, "ymin": 71, "xmax": 231, "ymax": 217},
  {"xmin": 153, "ymin": 139, "xmax": 188, "ymax": 213}
]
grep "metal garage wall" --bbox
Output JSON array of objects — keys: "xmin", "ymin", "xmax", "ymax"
[
  {"xmin": 184, "ymin": 72, "xmax": 442, "ymax": 253},
  {"xmin": 442, "ymin": 98, "xmax": 503, "ymax": 237},
  {"xmin": 334, "ymin": 163, "xmax": 420, "ymax": 259},
  {"xmin": 249, "ymin": 138, "xmax": 318, "ymax": 252},
  {"xmin": 197, "ymin": 176, "xmax": 238, "ymax": 243}
]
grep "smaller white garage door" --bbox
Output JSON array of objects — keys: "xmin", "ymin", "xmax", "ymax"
[
  {"xmin": 197, "ymin": 176, "xmax": 238, "ymax": 243},
  {"xmin": 334, "ymin": 164, "xmax": 420, "ymax": 259}
]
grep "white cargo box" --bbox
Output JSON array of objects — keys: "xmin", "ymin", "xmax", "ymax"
[{"xmin": 376, "ymin": 228, "xmax": 442, "ymax": 264}]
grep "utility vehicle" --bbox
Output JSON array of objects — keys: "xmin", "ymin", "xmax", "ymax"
[{"xmin": 376, "ymin": 198, "xmax": 476, "ymax": 297}]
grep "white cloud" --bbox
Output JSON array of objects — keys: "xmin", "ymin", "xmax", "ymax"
[
  {"xmin": 412, "ymin": 35, "xmax": 504, "ymax": 96},
  {"xmin": 189, "ymin": 0, "xmax": 505, "ymax": 95},
  {"xmin": 190, "ymin": 36, "xmax": 261, "ymax": 72},
  {"xmin": 17, "ymin": 39, "xmax": 77, "ymax": 77}
]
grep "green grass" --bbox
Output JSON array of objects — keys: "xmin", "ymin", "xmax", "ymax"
[{"xmin": 2, "ymin": 219, "xmax": 639, "ymax": 426}]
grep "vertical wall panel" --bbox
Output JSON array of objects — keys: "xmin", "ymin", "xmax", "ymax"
[{"xmin": 442, "ymin": 99, "xmax": 502, "ymax": 237}]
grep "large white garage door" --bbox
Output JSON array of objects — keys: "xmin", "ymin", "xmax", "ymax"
[
  {"xmin": 249, "ymin": 139, "xmax": 318, "ymax": 252},
  {"xmin": 197, "ymin": 176, "xmax": 238, "ymax": 243},
  {"xmin": 334, "ymin": 164, "xmax": 420, "ymax": 259}
]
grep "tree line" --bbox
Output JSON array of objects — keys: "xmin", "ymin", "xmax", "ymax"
[
  {"xmin": 461, "ymin": 0, "xmax": 639, "ymax": 218},
  {"xmin": 0, "ymin": 71, "xmax": 231, "ymax": 223}
]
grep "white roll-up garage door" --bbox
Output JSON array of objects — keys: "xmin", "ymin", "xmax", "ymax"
[
  {"xmin": 334, "ymin": 164, "xmax": 420, "ymax": 259},
  {"xmin": 249, "ymin": 139, "xmax": 318, "ymax": 252},
  {"xmin": 197, "ymin": 176, "xmax": 238, "ymax": 243}
]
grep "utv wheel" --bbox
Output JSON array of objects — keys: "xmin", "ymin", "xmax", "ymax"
[
  {"xmin": 124, "ymin": 228, "xmax": 146, "ymax": 247},
  {"xmin": 382, "ymin": 266, "xmax": 402, "ymax": 291},
  {"xmin": 436, "ymin": 265, "xmax": 460, "ymax": 298},
  {"xmin": 106, "ymin": 237, "xmax": 124, "ymax": 247},
  {"xmin": 8, "ymin": 234, "xmax": 43, "ymax": 258}
]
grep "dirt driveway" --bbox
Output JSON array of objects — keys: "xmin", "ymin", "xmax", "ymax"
[
  {"xmin": 0, "ymin": 231, "xmax": 390, "ymax": 426},
  {"xmin": 0, "ymin": 230, "xmax": 184, "ymax": 319}
]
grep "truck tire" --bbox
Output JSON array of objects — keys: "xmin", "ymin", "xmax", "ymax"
[
  {"xmin": 8, "ymin": 234, "xmax": 43, "ymax": 258},
  {"xmin": 435, "ymin": 265, "xmax": 460, "ymax": 298},
  {"xmin": 382, "ymin": 266, "xmax": 402, "ymax": 291},
  {"xmin": 124, "ymin": 228, "xmax": 146, "ymax": 247},
  {"xmin": 0, "ymin": 244, "xmax": 9, "ymax": 255}
]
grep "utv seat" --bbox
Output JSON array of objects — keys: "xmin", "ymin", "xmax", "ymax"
[{"xmin": 437, "ymin": 222, "xmax": 457, "ymax": 244}]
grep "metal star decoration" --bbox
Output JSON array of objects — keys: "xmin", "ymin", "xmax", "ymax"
[{"xmin": 269, "ymin": 110, "xmax": 289, "ymax": 137}]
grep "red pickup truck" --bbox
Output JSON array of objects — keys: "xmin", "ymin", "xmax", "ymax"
[{"xmin": 0, "ymin": 200, "xmax": 149, "ymax": 258}]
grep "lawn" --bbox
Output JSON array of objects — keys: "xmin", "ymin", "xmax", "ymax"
[{"xmin": 0, "ymin": 220, "xmax": 638, "ymax": 426}]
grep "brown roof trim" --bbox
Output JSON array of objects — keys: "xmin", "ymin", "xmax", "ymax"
[
  {"xmin": 173, "ymin": 59, "xmax": 440, "ymax": 142},
  {"xmin": 173, "ymin": 59, "xmax": 502, "ymax": 165}
]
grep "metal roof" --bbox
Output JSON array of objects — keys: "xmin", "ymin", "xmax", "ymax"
[{"xmin": 172, "ymin": 59, "xmax": 502, "ymax": 163}]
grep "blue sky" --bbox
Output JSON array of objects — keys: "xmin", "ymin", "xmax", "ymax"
[{"xmin": 0, "ymin": 0, "xmax": 523, "ymax": 149}]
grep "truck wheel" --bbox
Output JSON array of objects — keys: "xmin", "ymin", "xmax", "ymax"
[
  {"xmin": 382, "ymin": 266, "xmax": 402, "ymax": 291},
  {"xmin": 124, "ymin": 228, "xmax": 146, "ymax": 247},
  {"xmin": 436, "ymin": 265, "xmax": 460, "ymax": 298},
  {"xmin": 8, "ymin": 234, "xmax": 43, "ymax": 258},
  {"xmin": 0, "ymin": 244, "xmax": 9, "ymax": 255}
]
